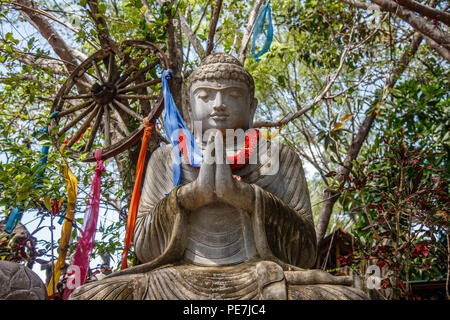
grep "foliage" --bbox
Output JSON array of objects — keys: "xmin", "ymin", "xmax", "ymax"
[
  {"xmin": 337, "ymin": 131, "xmax": 449, "ymax": 298},
  {"xmin": 0, "ymin": 0, "xmax": 448, "ymax": 299}
]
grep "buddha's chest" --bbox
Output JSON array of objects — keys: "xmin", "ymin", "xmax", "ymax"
[{"xmin": 184, "ymin": 203, "xmax": 257, "ymax": 266}]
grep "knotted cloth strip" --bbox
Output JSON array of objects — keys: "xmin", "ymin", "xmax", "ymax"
[
  {"xmin": 121, "ymin": 121, "xmax": 154, "ymax": 270},
  {"xmin": 162, "ymin": 69, "xmax": 202, "ymax": 187},
  {"xmin": 62, "ymin": 149, "xmax": 104, "ymax": 299},
  {"xmin": 251, "ymin": 1, "xmax": 273, "ymax": 62},
  {"xmin": 47, "ymin": 144, "xmax": 78, "ymax": 298},
  {"xmin": 3, "ymin": 207, "xmax": 23, "ymax": 234}
]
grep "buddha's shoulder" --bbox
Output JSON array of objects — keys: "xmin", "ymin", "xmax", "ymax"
[{"xmin": 150, "ymin": 143, "xmax": 175, "ymax": 160}]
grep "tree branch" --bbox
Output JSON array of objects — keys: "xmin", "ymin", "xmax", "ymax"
[
  {"xmin": 0, "ymin": 48, "xmax": 67, "ymax": 74},
  {"xmin": 315, "ymin": 32, "xmax": 423, "ymax": 246},
  {"xmin": 423, "ymin": 34, "xmax": 450, "ymax": 62},
  {"xmin": 205, "ymin": 0, "xmax": 223, "ymax": 56},
  {"xmin": 11, "ymin": 1, "xmax": 99, "ymax": 49},
  {"xmin": 86, "ymin": 0, "xmax": 119, "ymax": 55},
  {"xmin": 142, "ymin": 0, "xmax": 155, "ymax": 24},
  {"xmin": 253, "ymin": 38, "xmax": 352, "ymax": 128},
  {"xmin": 395, "ymin": 0, "xmax": 450, "ymax": 27},
  {"xmin": 178, "ymin": 13, "xmax": 205, "ymax": 58},
  {"xmin": 340, "ymin": 0, "xmax": 378, "ymax": 10},
  {"xmin": 14, "ymin": 0, "xmax": 81, "ymax": 75},
  {"xmin": 370, "ymin": 0, "xmax": 450, "ymax": 48}
]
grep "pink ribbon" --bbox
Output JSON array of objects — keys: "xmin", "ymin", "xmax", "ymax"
[{"xmin": 63, "ymin": 149, "xmax": 104, "ymax": 299}]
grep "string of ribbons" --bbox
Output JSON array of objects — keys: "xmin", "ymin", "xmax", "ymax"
[
  {"xmin": 251, "ymin": 1, "xmax": 273, "ymax": 62},
  {"xmin": 4, "ymin": 112, "xmax": 59, "ymax": 234},
  {"xmin": 121, "ymin": 69, "xmax": 202, "ymax": 269}
]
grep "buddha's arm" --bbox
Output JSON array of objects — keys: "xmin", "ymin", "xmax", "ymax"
[
  {"xmin": 241, "ymin": 142, "xmax": 317, "ymax": 268},
  {"xmin": 133, "ymin": 145, "xmax": 183, "ymax": 263},
  {"xmin": 252, "ymin": 185, "xmax": 317, "ymax": 269}
]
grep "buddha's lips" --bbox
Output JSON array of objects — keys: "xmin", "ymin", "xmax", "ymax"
[{"xmin": 210, "ymin": 112, "xmax": 230, "ymax": 120}]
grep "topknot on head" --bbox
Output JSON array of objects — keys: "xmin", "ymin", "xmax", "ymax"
[{"xmin": 188, "ymin": 53, "xmax": 255, "ymax": 97}]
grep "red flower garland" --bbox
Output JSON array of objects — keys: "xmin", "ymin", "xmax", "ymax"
[{"xmin": 179, "ymin": 129, "xmax": 260, "ymax": 171}]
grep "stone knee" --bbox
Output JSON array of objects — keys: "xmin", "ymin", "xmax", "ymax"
[
  {"xmin": 69, "ymin": 274, "xmax": 148, "ymax": 300},
  {"xmin": 255, "ymin": 261, "xmax": 287, "ymax": 300}
]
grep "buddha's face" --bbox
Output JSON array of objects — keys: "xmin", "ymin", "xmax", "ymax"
[{"xmin": 190, "ymin": 79, "xmax": 257, "ymax": 134}]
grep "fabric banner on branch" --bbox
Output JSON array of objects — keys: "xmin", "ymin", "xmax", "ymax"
[
  {"xmin": 47, "ymin": 144, "xmax": 78, "ymax": 298},
  {"xmin": 162, "ymin": 69, "xmax": 202, "ymax": 187},
  {"xmin": 62, "ymin": 149, "xmax": 104, "ymax": 299},
  {"xmin": 121, "ymin": 122, "xmax": 153, "ymax": 270},
  {"xmin": 251, "ymin": 1, "xmax": 273, "ymax": 62}
]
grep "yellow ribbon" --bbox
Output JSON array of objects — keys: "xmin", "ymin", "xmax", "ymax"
[
  {"xmin": 261, "ymin": 122, "xmax": 283, "ymax": 141},
  {"xmin": 47, "ymin": 145, "xmax": 78, "ymax": 297}
]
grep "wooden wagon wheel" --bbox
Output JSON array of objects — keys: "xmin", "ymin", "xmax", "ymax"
[{"xmin": 49, "ymin": 40, "xmax": 170, "ymax": 162}]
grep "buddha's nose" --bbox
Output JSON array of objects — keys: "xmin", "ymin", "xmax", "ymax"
[{"xmin": 213, "ymin": 91, "xmax": 226, "ymax": 110}]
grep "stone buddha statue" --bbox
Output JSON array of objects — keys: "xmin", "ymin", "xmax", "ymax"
[{"xmin": 70, "ymin": 53, "xmax": 367, "ymax": 300}]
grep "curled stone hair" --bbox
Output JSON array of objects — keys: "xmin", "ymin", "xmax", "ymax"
[{"xmin": 188, "ymin": 53, "xmax": 255, "ymax": 97}]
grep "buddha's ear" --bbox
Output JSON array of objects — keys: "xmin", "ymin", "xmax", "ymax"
[{"xmin": 249, "ymin": 97, "xmax": 258, "ymax": 127}]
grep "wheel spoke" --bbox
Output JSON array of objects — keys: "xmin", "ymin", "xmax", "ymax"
[
  {"xmin": 57, "ymin": 102, "xmax": 96, "ymax": 136},
  {"xmin": 66, "ymin": 105, "xmax": 99, "ymax": 149},
  {"xmin": 112, "ymin": 99, "xmax": 143, "ymax": 121},
  {"xmin": 83, "ymin": 70, "xmax": 102, "ymax": 83},
  {"xmin": 92, "ymin": 60, "xmax": 105, "ymax": 84},
  {"xmin": 111, "ymin": 121, "xmax": 128, "ymax": 138},
  {"xmin": 116, "ymin": 94, "xmax": 158, "ymax": 101},
  {"xmin": 106, "ymin": 53, "xmax": 116, "ymax": 83},
  {"xmin": 57, "ymin": 99, "xmax": 94, "ymax": 117},
  {"xmin": 83, "ymin": 106, "xmax": 104, "ymax": 153},
  {"xmin": 74, "ymin": 79, "xmax": 92, "ymax": 89},
  {"xmin": 115, "ymin": 56, "xmax": 147, "ymax": 85},
  {"xmin": 103, "ymin": 105, "xmax": 111, "ymax": 147},
  {"xmin": 117, "ymin": 61, "xmax": 158, "ymax": 89},
  {"xmin": 116, "ymin": 78, "xmax": 161, "ymax": 93},
  {"xmin": 62, "ymin": 93, "xmax": 92, "ymax": 100}
]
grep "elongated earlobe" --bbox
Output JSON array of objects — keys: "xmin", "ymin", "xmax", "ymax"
[{"xmin": 249, "ymin": 98, "xmax": 258, "ymax": 128}]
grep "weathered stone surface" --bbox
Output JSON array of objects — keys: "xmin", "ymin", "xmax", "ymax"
[
  {"xmin": 0, "ymin": 261, "xmax": 47, "ymax": 300},
  {"xmin": 70, "ymin": 53, "xmax": 368, "ymax": 300}
]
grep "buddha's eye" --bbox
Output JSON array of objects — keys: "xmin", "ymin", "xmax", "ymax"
[
  {"xmin": 229, "ymin": 89, "xmax": 242, "ymax": 98},
  {"xmin": 197, "ymin": 89, "xmax": 209, "ymax": 100}
]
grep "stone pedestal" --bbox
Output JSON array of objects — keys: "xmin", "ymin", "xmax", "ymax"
[{"xmin": 0, "ymin": 261, "xmax": 47, "ymax": 300}]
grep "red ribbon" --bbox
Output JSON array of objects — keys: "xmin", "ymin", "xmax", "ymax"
[
  {"xmin": 179, "ymin": 129, "xmax": 260, "ymax": 170},
  {"xmin": 63, "ymin": 149, "xmax": 104, "ymax": 299}
]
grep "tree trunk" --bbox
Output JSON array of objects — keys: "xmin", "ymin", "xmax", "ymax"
[{"xmin": 315, "ymin": 32, "xmax": 423, "ymax": 248}]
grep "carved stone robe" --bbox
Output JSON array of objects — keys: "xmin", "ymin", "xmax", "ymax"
[{"xmin": 69, "ymin": 139, "xmax": 367, "ymax": 300}]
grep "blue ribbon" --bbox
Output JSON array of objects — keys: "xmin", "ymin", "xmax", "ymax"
[
  {"xmin": 4, "ymin": 207, "xmax": 23, "ymax": 234},
  {"xmin": 33, "ymin": 126, "xmax": 50, "ymax": 189},
  {"xmin": 251, "ymin": 1, "xmax": 273, "ymax": 62},
  {"xmin": 162, "ymin": 70, "xmax": 202, "ymax": 187},
  {"xmin": 7, "ymin": 111, "xmax": 60, "ymax": 231},
  {"xmin": 33, "ymin": 111, "xmax": 59, "ymax": 189},
  {"xmin": 155, "ymin": 64, "xmax": 163, "ymax": 77}
]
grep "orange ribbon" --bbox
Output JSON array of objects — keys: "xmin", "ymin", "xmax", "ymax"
[{"xmin": 121, "ymin": 120, "xmax": 154, "ymax": 269}]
